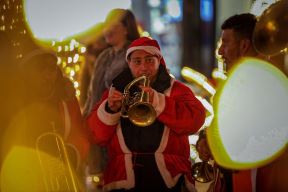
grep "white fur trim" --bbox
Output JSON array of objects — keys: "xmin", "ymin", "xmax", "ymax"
[
  {"xmin": 164, "ymin": 78, "xmax": 174, "ymax": 96},
  {"xmin": 116, "ymin": 125, "xmax": 131, "ymax": 153},
  {"xmin": 155, "ymin": 127, "xmax": 181, "ymax": 188},
  {"xmin": 97, "ymin": 100, "xmax": 121, "ymax": 126},
  {"xmin": 103, "ymin": 154, "xmax": 135, "ymax": 191},
  {"xmin": 155, "ymin": 152, "xmax": 182, "ymax": 188},
  {"xmin": 126, "ymin": 46, "xmax": 162, "ymax": 61},
  {"xmin": 103, "ymin": 125, "xmax": 135, "ymax": 191},
  {"xmin": 156, "ymin": 126, "xmax": 170, "ymax": 153},
  {"xmin": 152, "ymin": 91, "xmax": 166, "ymax": 116},
  {"xmin": 152, "ymin": 78, "xmax": 175, "ymax": 116}
]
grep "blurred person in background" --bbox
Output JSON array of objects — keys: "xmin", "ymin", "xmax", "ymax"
[
  {"xmin": 84, "ymin": 8, "xmax": 140, "ymax": 116},
  {"xmin": 197, "ymin": 13, "xmax": 288, "ymax": 192},
  {"xmin": 0, "ymin": 31, "xmax": 18, "ymax": 170},
  {"xmin": 78, "ymin": 23, "xmax": 109, "ymax": 110},
  {"xmin": 1, "ymin": 49, "xmax": 90, "ymax": 191},
  {"xmin": 196, "ymin": 13, "xmax": 257, "ymax": 192}
]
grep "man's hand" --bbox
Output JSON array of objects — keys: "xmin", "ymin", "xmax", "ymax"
[
  {"xmin": 107, "ymin": 87, "xmax": 123, "ymax": 112},
  {"xmin": 139, "ymin": 85, "xmax": 155, "ymax": 103}
]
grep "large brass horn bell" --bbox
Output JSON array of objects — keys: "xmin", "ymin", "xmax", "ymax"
[
  {"xmin": 253, "ymin": 0, "xmax": 288, "ymax": 56},
  {"xmin": 121, "ymin": 75, "xmax": 156, "ymax": 127},
  {"xmin": 192, "ymin": 161, "xmax": 215, "ymax": 183}
]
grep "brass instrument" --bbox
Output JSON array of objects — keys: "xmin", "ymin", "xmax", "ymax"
[
  {"xmin": 192, "ymin": 129, "xmax": 216, "ymax": 184},
  {"xmin": 36, "ymin": 132, "xmax": 79, "ymax": 192},
  {"xmin": 121, "ymin": 75, "xmax": 156, "ymax": 127},
  {"xmin": 253, "ymin": 0, "xmax": 288, "ymax": 56},
  {"xmin": 192, "ymin": 161, "xmax": 215, "ymax": 183}
]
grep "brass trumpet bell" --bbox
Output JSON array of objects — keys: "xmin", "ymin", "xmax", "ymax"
[
  {"xmin": 192, "ymin": 162, "xmax": 214, "ymax": 183},
  {"xmin": 121, "ymin": 75, "xmax": 156, "ymax": 127},
  {"xmin": 253, "ymin": 0, "xmax": 288, "ymax": 56},
  {"xmin": 127, "ymin": 101, "xmax": 156, "ymax": 127}
]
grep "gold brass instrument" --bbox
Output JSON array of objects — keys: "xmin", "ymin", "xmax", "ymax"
[
  {"xmin": 253, "ymin": 0, "xmax": 288, "ymax": 56},
  {"xmin": 36, "ymin": 132, "xmax": 79, "ymax": 192},
  {"xmin": 192, "ymin": 129, "xmax": 216, "ymax": 184},
  {"xmin": 192, "ymin": 161, "xmax": 215, "ymax": 183},
  {"xmin": 121, "ymin": 75, "xmax": 156, "ymax": 127}
]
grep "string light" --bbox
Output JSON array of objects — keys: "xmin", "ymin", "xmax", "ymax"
[{"xmin": 52, "ymin": 38, "xmax": 86, "ymax": 98}]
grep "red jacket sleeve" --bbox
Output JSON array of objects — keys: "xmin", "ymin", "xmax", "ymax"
[{"xmin": 158, "ymin": 81, "xmax": 205, "ymax": 134}]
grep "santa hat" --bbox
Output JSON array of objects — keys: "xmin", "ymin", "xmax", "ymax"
[{"xmin": 126, "ymin": 37, "xmax": 166, "ymax": 67}]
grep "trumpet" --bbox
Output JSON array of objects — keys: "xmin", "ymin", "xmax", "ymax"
[
  {"xmin": 36, "ymin": 132, "xmax": 79, "ymax": 192},
  {"xmin": 121, "ymin": 75, "xmax": 156, "ymax": 127},
  {"xmin": 191, "ymin": 161, "xmax": 215, "ymax": 183}
]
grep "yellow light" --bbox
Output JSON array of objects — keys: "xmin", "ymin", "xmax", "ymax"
[
  {"xmin": 62, "ymin": 61, "xmax": 67, "ymax": 68},
  {"xmin": 141, "ymin": 31, "xmax": 150, "ymax": 37},
  {"xmin": 57, "ymin": 46, "xmax": 62, "ymax": 52},
  {"xmin": 93, "ymin": 176, "xmax": 100, "ymax": 183},
  {"xmin": 64, "ymin": 45, "xmax": 69, "ymax": 52},
  {"xmin": 196, "ymin": 96, "xmax": 213, "ymax": 115},
  {"xmin": 57, "ymin": 57, "xmax": 61, "ymax": 65},
  {"xmin": 203, "ymin": 82, "xmax": 216, "ymax": 95},
  {"xmin": 70, "ymin": 70, "xmax": 75, "ymax": 77},
  {"xmin": 1, "ymin": 146, "xmax": 79, "ymax": 192},
  {"xmin": 73, "ymin": 81, "xmax": 79, "ymax": 88},
  {"xmin": 65, "ymin": 67, "xmax": 71, "ymax": 74},
  {"xmin": 80, "ymin": 47, "xmax": 86, "ymax": 53},
  {"xmin": 212, "ymin": 69, "xmax": 227, "ymax": 80},
  {"xmin": 73, "ymin": 54, "xmax": 79, "ymax": 63},
  {"xmin": 76, "ymin": 90, "xmax": 80, "ymax": 97},
  {"xmin": 181, "ymin": 66, "xmax": 216, "ymax": 96},
  {"xmin": 195, "ymin": 96, "xmax": 214, "ymax": 128},
  {"xmin": 182, "ymin": 67, "xmax": 206, "ymax": 84},
  {"xmin": 74, "ymin": 64, "xmax": 80, "ymax": 72},
  {"xmin": 67, "ymin": 57, "xmax": 72, "ymax": 64},
  {"xmin": 266, "ymin": 21, "xmax": 276, "ymax": 32},
  {"xmin": 69, "ymin": 44, "xmax": 74, "ymax": 52}
]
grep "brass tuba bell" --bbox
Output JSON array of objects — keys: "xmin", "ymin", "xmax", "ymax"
[
  {"xmin": 36, "ymin": 131, "xmax": 79, "ymax": 192},
  {"xmin": 253, "ymin": 0, "xmax": 288, "ymax": 56},
  {"xmin": 121, "ymin": 75, "xmax": 156, "ymax": 127}
]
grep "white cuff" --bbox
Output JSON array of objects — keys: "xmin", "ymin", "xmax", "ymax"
[
  {"xmin": 97, "ymin": 99, "xmax": 121, "ymax": 126},
  {"xmin": 152, "ymin": 91, "xmax": 166, "ymax": 116}
]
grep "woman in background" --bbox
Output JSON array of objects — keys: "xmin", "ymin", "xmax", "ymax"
[
  {"xmin": 84, "ymin": 8, "xmax": 140, "ymax": 116},
  {"xmin": 78, "ymin": 23, "xmax": 109, "ymax": 110}
]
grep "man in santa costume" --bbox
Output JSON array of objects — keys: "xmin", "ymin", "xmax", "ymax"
[{"xmin": 87, "ymin": 37, "xmax": 205, "ymax": 191}]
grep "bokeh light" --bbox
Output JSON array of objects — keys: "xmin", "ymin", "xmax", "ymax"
[
  {"xmin": 24, "ymin": 0, "xmax": 131, "ymax": 41},
  {"xmin": 207, "ymin": 57, "xmax": 288, "ymax": 169}
]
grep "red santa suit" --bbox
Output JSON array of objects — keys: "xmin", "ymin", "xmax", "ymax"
[{"xmin": 87, "ymin": 37, "xmax": 205, "ymax": 191}]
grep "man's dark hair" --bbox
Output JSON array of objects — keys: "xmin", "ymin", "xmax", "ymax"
[{"xmin": 221, "ymin": 13, "xmax": 257, "ymax": 40}]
